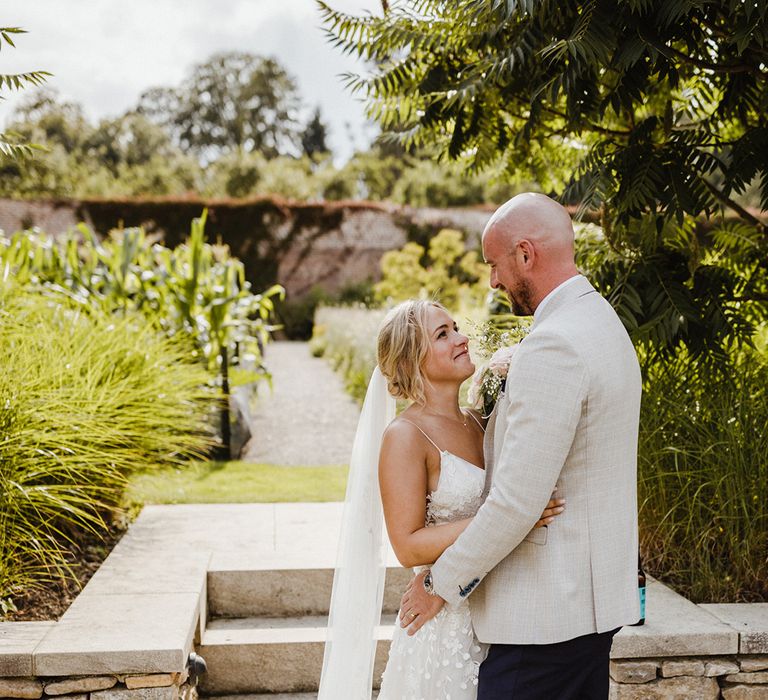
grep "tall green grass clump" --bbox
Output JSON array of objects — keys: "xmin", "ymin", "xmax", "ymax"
[
  {"xmin": 638, "ymin": 350, "xmax": 768, "ymax": 603},
  {"xmin": 1, "ymin": 213, "xmax": 283, "ymax": 459},
  {"xmin": 0, "ymin": 285, "xmax": 214, "ymax": 605}
]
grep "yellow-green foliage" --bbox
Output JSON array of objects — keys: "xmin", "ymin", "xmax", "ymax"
[
  {"xmin": 0, "ymin": 285, "xmax": 214, "ymax": 605},
  {"xmin": 374, "ymin": 229, "xmax": 487, "ymax": 310}
]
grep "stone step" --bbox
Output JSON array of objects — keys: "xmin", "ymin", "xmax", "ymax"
[
  {"xmin": 203, "ymin": 695, "xmax": 318, "ymax": 700},
  {"xmin": 198, "ymin": 615, "xmax": 396, "ymax": 695},
  {"xmin": 207, "ymin": 565, "xmax": 411, "ymax": 618},
  {"xmin": 203, "ymin": 694, "xmax": 380, "ymax": 699}
]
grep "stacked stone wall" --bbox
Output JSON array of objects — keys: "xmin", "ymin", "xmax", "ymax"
[
  {"xmin": 0, "ymin": 671, "xmax": 198, "ymax": 700},
  {"xmin": 3, "ymin": 653, "xmax": 768, "ymax": 698},
  {"xmin": 610, "ymin": 656, "xmax": 768, "ymax": 698}
]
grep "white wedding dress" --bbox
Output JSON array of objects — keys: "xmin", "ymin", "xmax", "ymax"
[{"xmin": 378, "ymin": 431, "xmax": 489, "ymax": 700}]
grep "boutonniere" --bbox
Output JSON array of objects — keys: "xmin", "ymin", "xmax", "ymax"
[
  {"xmin": 466, "ymin": 319, "xmax": 531, "ymax": 417},
  {"xmin": 468, "ymin": 344, "xmax": 519, "ymax": 417}
]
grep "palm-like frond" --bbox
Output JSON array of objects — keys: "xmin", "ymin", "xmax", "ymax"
[
  {"xmin": 0, "ymin": 70, "xmax": 51, "ymax": 91},
  {"xmin": 0, "ymin": 133, "xmax": 45, "ymax": 161},
  {"xmin": 0, "ymin": 26, "xmax": 51, "ymax": 163}
]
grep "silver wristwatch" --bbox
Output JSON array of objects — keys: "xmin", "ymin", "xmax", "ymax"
[{"xmin": 423, "ymin": 570, "xmax": 435, "ymax": 596}]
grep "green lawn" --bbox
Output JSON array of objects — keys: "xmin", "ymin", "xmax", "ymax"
[{"xmin": 126, "ymin": 461, "xmax": 348, "ymax": 504}]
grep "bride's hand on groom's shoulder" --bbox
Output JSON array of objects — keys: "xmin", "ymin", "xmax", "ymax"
[{"xmin": 399, "ymin": 570, "xmax": 445, "ymax": 636}]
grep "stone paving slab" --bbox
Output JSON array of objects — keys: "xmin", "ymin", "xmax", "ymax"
[
  {"xmin": 199, "ymin": 614, "xmax": 392, "ymax": 695},
  {"xmin": 703, "ymin": 604, "xmax": 768, "ymax": 654},
  {"xmin": 34, "ymin": 592, "xmax": 200, "ymax": 675},
  {"xmin": 612, "ymin": 578, "xmax": 739, "ymax": 658},
  {"xmin": 83, "ymin": 550, "xmax": 212, "ymax": 597},
  {"xmin": 206, "ymin": 502, "xmax": 400, "ymax": 570},
  {"xmin": 0, "ymin": 622, "xmax": 54, "ymax": 676}
]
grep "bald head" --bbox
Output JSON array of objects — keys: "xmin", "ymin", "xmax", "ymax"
[
  {"xmin": 482, "ymin": 193, "xmax": 579, "ymax": 315},
  {"xmin": 483, "ymin": 192, "xmax": 575, "ymax": 259}
]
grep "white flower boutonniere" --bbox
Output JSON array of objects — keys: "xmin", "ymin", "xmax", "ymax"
[{"xmin": 468, "ymin": 344, "xmax": 519, "ymax": 417}]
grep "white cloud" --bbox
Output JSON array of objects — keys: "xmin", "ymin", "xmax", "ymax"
[{"xmin": 1, "ymin": 0, "xmax": 383, "ymax": 161}]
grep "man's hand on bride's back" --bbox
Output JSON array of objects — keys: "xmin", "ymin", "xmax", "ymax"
[{"xmin": 534, "ymin": 496, "xmax": 565, "ymax": 528}]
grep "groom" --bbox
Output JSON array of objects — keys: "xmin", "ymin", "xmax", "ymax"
[{"xmin": 401, "ymin": 193, "xmax": 642, "ymax": 699}]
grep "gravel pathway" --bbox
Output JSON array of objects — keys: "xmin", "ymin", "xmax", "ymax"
[{"xmin": 242, "ymin": 341, "xmax": 361, "ymax": 466}]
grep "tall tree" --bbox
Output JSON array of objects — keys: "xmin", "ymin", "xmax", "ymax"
[
  {"xmin": 320, "ymin": 0, "xmax": 768, "ymax": 358},
  {"xmin": 9, "ymin": 89, "xmax": 88, "ymax": 152},
  {"xmin": 301, "ymin": 107, "xmax": 330, "ymax": 158},
  {"xmin": 1, "ymin": 91, "xmax": 199, "ymax": 198},
  {"xmin": 138, "ymin": 52, "xmax": 302, "ymax": 160},
  {"xmin": 85, "ymin": 112, "xmax": 183, "ymax": 170}
]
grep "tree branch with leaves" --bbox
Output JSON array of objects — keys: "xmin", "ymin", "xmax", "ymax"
[
  {"xmin": 319, "ymin": 0, "xmax": 768, "ymax": 358},
  {"xmin": 0, "ymin": 26, "xmax": 51, "ymax": 161}
]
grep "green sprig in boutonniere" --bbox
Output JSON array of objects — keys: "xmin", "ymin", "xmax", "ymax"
[{"xmin": 467, "ymin": 322, "xmax": 531, "ymax": 417}]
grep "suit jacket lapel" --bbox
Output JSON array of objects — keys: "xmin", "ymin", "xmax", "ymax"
[
  {"xmin": 482, "ymin": 402, "xmax": 499, "ymax": 498},
  {"xmin": 481, "ymin": 278, "xmax": 596, "ymax": 497}
]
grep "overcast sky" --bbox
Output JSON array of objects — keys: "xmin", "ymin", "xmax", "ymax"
[{"xmin": 2, "ymin": 1, "xmax": 383, "ymax": 161}]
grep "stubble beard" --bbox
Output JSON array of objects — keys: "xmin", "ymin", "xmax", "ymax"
[{"xmin": 508, "ymin": 279, "xmax": 535, "ymax": 316}]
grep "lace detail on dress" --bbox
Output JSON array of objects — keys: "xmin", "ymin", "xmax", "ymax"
[
  {"xmin": 426, "ymin": 452, "xmax": 486, "ymax": 526},
  {"xmin": 378, "ymin": 452, "xmax": 488, "ymax": 700}
]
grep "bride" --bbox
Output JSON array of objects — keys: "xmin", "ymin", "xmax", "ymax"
[{"xmin": 318, "ymin": 299, "xmax": 564, "ymax": 699}]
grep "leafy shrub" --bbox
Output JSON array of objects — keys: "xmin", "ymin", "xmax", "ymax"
[
  {"xmin": 374, "ymin": 228, "xmax": 487, "ymax": 310},
  {"xmin": 1, "ymin": 216, "xmax": 283, "ymax": 460},
  {"xmin": 0, "ymin": 286, "xmax": 214, "ymax": 605},
  {"xmin": 0, "ymin": 214, "xmax": 283, "ymax": 378}
]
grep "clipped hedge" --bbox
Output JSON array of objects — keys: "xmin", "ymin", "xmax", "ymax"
[{"xmin": 76, "ymin": 196, "xmax": 385, "ymax": 291}]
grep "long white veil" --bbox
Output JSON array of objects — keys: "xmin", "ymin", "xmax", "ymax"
[{"xmin": 318, "ymin": 366, "xmax": 396, "ymax": 699}]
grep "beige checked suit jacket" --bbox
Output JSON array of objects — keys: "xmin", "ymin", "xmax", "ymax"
[{"xmin": 430, "ymin": 275, "xmax": 642, "ymax": 644}]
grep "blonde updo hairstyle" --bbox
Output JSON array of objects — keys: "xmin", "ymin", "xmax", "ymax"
[{"xmin": 377, "ymin": 299, "xmax": 446, "ymax": 405}]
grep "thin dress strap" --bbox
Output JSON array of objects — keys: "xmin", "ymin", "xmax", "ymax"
[
  {"xmin": 463, "ymin": 409, "xmax": 485, "ymax": 432},
  {"xmin": 400, "ymin": 419, "xmax": 442, "ymax": 454}
]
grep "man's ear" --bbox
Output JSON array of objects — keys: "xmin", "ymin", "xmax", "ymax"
[{"xmin": 518, "ymin": 239, "xmax": 534, "ymax": 266}]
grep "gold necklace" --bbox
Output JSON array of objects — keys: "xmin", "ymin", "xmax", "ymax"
[{"xmin": 423, "ymin": 409, "xmax": 468, "ymax": 427}]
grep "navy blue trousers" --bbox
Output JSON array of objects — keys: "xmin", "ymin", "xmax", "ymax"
[{"xmin": 477, "ymin": 628, "xmax": 620, "ymax": 700}]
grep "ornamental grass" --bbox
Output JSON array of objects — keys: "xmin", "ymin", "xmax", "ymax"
[
  {"xmin": 0, "ymin": 285, "xmax": 214, "ymax": 605},
  {"xmin": 638, "ymin": 349, "xmax": 768, "ymax": 603}
]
